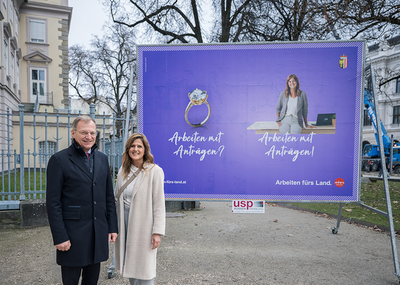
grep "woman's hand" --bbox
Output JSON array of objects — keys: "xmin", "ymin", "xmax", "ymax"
[
  {"xmin": 276, "ymin": 113, "xmax": 281, "ymax": 127},
  {"xmin": 109, "ymin": 233, "xmax": 118, "ymax": 242},
  {"xmin": 151, "ymin": 234, "xmax": 161, "ymax": 250},
  {"xmin": 303, "ymin": 119, "xmax": 316, "ymax": 129}
]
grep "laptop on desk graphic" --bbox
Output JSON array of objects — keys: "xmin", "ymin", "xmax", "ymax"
[{"xmin": 312, "ymin": 113, "xmax": 335, "ymax": 126}]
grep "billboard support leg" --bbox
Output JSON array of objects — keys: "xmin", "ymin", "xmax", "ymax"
[
  {"xmin": 331, "ymin": 203, "xmax": 343, "ymax": 234},
  {"xmin": 366, "ymin": 64, "xmax": 400, "ymax": 281},
  {"xmin": 384, "ymin": 185, "xmax": 400, "ymax": 281}
]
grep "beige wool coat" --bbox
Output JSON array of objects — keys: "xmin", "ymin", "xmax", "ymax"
[{"xmin": 115, "ymin": 162, "xmax": 165, "ymax": 280}]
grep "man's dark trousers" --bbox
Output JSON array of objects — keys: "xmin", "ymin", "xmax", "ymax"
[{"xmin": 61, "ymin": 263, "xmax": 100, "ymax": 285}]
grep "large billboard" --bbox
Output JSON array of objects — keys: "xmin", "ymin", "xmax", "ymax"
[{"xmin": 137, "ymin": 41, "xmax": 364, "ymax": 201}]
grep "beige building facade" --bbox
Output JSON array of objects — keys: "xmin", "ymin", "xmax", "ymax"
[
  {"xmin": 19, "ymin": 0, "xmax": 71, "ymax": 110},
  {"xmin": 0, "ymin": 0, "xmax": 72, "ymax": 171}
]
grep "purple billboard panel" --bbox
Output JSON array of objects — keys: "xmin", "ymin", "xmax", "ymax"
[{"xmin": 137, "ymin": 41, "xmax": 364, "ymax": 201}]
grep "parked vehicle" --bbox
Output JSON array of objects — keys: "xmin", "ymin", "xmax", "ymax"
[{"xmin": 387, "ymin": 159, "xmax": 400, "ymax": 174}]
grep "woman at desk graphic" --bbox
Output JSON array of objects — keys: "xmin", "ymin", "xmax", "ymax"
[{"xmin": 276, "ymin": 74, "xmax": 315, "ymax": 134}]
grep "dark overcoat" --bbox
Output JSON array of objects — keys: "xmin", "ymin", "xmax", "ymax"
[{"xmin": 46, "ymin": 142, "xmax": 118, "ymax": 267}]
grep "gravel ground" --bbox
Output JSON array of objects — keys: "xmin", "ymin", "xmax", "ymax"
[{"xmin": 1, "ymin": 201, "xmax": 400, "ymax": 285}]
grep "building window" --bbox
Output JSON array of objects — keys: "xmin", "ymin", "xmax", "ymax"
[
  {"xmin": 9, "ymin": 0, "xmax": 13, "ymax": 24},
  {"xmin": 16, "ymin": 60, "xmax": 20, "ymax": 87},
  {"xmin": 366, "ymin": 76, "xmax": 372, "ymax": 92},
  {"xmin": 39, "ymin": 141, "xmax": 56, "ymax": 164},
  {"xmin": 15, "ymin": 14, "xmax": 19, "ymax": 38},
  {"xmin": 396, "ymin": 78, "xmax": 400, "ymax": 94},
  {"xmin": 10, "ymin": 51, "xmax": 14, "ymax": 83},
  {"xmin": 31, "ymin": 68, "xmax": 46, "ymax": 96},
  {"xmin": 29, "ymin": 19, "xmax": 45, "ymax": 43},
  {"xmin": 363, "ymin": 109, "xmax": 372, "ymax": 126},
  {"xmin": 393, "ymin": 106, "xmax": 400, "ymax": 124},
  {"xmin": 3, "ymin": 39, "xmax": 7, "ymax": 72}
]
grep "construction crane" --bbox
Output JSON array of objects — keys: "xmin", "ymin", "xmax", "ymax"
[{"xmin": 324, "ymin": 10, "xmax": 341, "ymax": 40}]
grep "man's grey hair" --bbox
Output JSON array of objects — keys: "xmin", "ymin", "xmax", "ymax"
[{"xmin": 72, "ymin": 115, "xmax": 96, "ymax": 130}]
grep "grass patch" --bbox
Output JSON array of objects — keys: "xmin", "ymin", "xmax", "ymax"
[
  {"xmin": 0, "ymin": 171, "xmax": 46, "ymax": 200},
  {"xmin": 290, "ymin": 180, "xmax": 400, "ymax": 229},
  {"xmin": 1, "ymin": 169, "xmax": 116, "ymax": 200}
]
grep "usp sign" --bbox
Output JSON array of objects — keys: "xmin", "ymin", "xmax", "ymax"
[{"xmin": 232, "ymin": 200, "xmax": 265, "ymax": 214}]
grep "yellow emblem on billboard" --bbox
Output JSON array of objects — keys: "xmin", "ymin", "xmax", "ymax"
[{"xmin": 339, "ymin": 54, "xmax": 348, "ymax": 69}]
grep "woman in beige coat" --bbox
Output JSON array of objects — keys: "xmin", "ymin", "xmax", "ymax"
[{"xmin": 115, "ymin": 133, "xmax": 165, "ymax": 285}]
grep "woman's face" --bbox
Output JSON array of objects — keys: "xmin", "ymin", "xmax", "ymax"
[
  {"xmin": 288, "ymin": 77, "xmax": 297, "ymax": 90},
  {"xmin": 129, "ymin": 138, "xmax": 145, "ymax": 165}
]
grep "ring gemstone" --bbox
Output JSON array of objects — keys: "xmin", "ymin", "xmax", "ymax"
[{"xmin": 189, "ymin": 88, "xmax": 207, "ymax": 105}]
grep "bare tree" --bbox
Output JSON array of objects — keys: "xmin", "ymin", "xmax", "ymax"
[
  {"xmin": 227, "ymin": 0, "xmax": 328, "ymax": 42},
  {"xmin": 211, "ymin": 0, "xmax": 253, "ymax": 42},
  {"xmin": 106, "ymin": 0, "xmax": 400, "ymax": 43},
  {"xmin": 69, "ymin": 23, "xmax": 136, "ymax": 135},
  {"xmin": 107, "ymin": 0, "xmax": 206, "ymax": 43},
  {"xmin": 108, "ymin": 0, "xmax": 297, "ymax": 43},
  {"xmin": 371, "ymin": 39, "xmax": 400, "ymax": 95},
  {"xmin": 106, "ymin": 0, "xmax": 348, "ymax": 43},
  {"xmin": 325, "ymin": 0, "xmax": 400, "ymax": 40},
  {"xmin": 105, "ymin": 0, "xmax": 400, "ymax": 103}
]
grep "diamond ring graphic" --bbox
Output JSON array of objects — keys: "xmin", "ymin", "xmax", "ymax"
[{"xmin": 185, "ymin": 88, "xmax": 211, "ymax": 127}]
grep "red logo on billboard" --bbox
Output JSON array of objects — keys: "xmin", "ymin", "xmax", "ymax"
[
  {"xmin": 334, "ymin": 178, "xmax": 345, "ymax": 187},
  {"xmin": 339, "ymin": 55, "xmax": 348, "ymax": 69}
]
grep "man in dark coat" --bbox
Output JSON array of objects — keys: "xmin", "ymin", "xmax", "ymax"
[{"xmin": 46, "ymin": 115, "xmax": 118, "ymax": 285}]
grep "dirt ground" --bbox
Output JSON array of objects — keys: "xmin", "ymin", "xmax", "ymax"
[{"xmin": 1, "ymin": 201, "xmax": 400, "ymax": 285}]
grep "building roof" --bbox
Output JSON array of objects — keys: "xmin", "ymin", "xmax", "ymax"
[{"xmin": 368, "ymin": 35, "xmax": 400, "ymax": 52}]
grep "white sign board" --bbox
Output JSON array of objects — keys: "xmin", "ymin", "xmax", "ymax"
[{"xmin": 232, "ymin": 200, "xmax": 265, "ymax": 214}]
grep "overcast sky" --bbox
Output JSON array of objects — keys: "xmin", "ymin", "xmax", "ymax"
[
  {"xmin": 68, "ymin": 0, "xmax": 213, "ymax": 47},
  {"xmin": 69, "ymin": 0, "xmax": 109, "ymax": 47}
]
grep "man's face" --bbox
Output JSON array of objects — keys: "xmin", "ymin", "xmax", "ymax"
[{"xmin": 71, "ymin": 120, "xmax": 97, "ymax": 153}]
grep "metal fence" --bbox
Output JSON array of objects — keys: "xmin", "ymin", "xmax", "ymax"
[{"xmin": 0, "ymin": 103, "xmax": 134, "ymax": 209}]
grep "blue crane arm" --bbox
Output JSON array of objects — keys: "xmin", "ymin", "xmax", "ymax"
[{"xmin": 364, "ymin": 89, "xmax": 391, "ymax": 151}]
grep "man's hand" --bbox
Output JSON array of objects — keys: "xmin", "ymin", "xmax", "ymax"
[
  {"xmin": 55, "ymin": 240, "xmax": 71, "ymax": 251},
  {"xmin": 151, "ymin": 234, "xmax": 161, "ymax": 250},
  {"xmin": 109, "ymin": 233, "xmax": 118, "ymax": 242}
]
